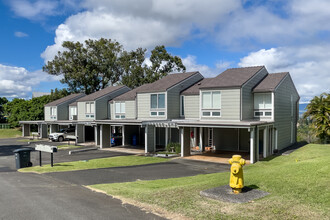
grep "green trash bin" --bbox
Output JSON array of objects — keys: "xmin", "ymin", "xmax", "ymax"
[{"xmin": 13, "ymin": 148, "xmax": 33, "ymax": 169}]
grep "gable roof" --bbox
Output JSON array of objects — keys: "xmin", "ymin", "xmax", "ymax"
[
  {"xmin": 181, "ymin": 78, "xmax": 213, "ymax": 95},
  {"xmin": 69, "ymin": 102, "xmax": 77, "ymax": 106},
  {"xmin": 253, "ymin": 72, "xmax": 288, "ymax": 92},
  {"xmin": 76, "ymin": 86, "xmax": 126, "ymax": 102},
  {"xmin": 113, "ymin": 72, "xmax": 200, "ymax": 101},
  {"xmin": 45, "ymin": 93, "xmax": 85, "ymax": 107},
  {"xmin": 139, "ymin": 71, "xmax": 200, "ymax": 93},
  {"xmin": 200, "ymin": 66, "xmax": 265, "ymax": 89}
]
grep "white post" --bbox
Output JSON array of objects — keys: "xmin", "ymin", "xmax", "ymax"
[
  {"xmin": 256, "ymin": 127, "xmax": 259, "ymax": 162},
  {"xmin": 193, "ymin": 127, "xmax": 197, "ymax": 147},
  {"xmin": 145, "ymin": 126, "xmax": 148, "ymax": 154},
  {"xmin": 100, "ymin": 125, "xmax": 103, "ymax": 149},
  {"xmin": 250, "ymin": 127, "xmax": 255, "ymax": 164},
  {"xmin": 199, "ymin": 127, "xmax": 203, "ymax": 152},
  {"xmin": 263, "ymin": 127, "xmax": 268, "ymax": 158},
  {"xmin": 180, "ymin": 128, "xmax": 184, "ymax": 157},
  {"xmin": 122, "ymin": 125, "xmax": 125, "ymax": 146}
]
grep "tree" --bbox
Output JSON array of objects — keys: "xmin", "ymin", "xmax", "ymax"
[
  {"xmin": 119, "ymin": 46, "xmax": 186, "ymax": 88},
  {"xmin": 303, "ymin": 93, "xmax": 330, "ymax": 143},
  {"xmin": 43, "ymin": 38, "xmax": 123, "ymax": 94},
  {"xmin": 43, "ymin": 39, "xmax": 186, "ymax": 91},
  {"xmin": 0, "ymin": 97, "xmax": 8, "ymax": 123}
]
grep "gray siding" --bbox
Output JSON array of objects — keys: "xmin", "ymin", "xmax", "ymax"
[
  {"xmin": 95, "ymin": 96, "xmax": 109, "ymax": 120},
  {"xmin": 146, "ymin": 125, "xmax": 155, "ymax": 152},
  {"xmin": 183, "ymin": 95, "xmax": 199, "ymax": 119},
  {"xmin": 44, "ymin": 106, "xmax": 51, "ymax": 121},
  {"xmin": 274, "ymin": 75, "xmax": 299, "ymax": 150},
  {"xmin": 137, "ymin": 93, "xmax": 166, "ymax": 119},
  {"xmin": 57, "ymin": 104, "xmax": 68, "ymax": 120},
  {"xmin": 126, "ymin": 100, "xmax": 136, "ymax": 119},
  {"xmin": 241, "ymin": 67, "xmax": 268, "ymax": 120},
  {"xmin": 200, "ymin": 89, "xmax": 241, "ymax": 120},
  {"xmin": 167, "ymin": 73, "xmax": 203, "ymax": 119},
  {"xmin": 77, "ymin": 102, "xmax": 92, "ymax": 121}
]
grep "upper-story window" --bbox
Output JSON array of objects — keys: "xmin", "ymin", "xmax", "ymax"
[
  {"xmin": 50, "ymin": 107, "xmax": 57, "ymax": 119},
  {"xmin": 150, "ymin": 93, "xmax": 165, "ymax": 116},
  {"xmin": 115, "ymin": 102, "xmax": 125, "ymax": 119},
  {"xmin": 85, "ymin": 102, "xmax": 95, "ymax": 118},
  {"xmin": 254, "ymin": 93, "xmax": 272, "ymax": 117},
  {"xmin": 70, "ymin": 107, "xmax": 77, "ymax": 120},
  {"xmin": 201, "ymin": 91, "xmax": 221, "ymax": 117}
]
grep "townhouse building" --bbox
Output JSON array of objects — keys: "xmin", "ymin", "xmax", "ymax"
[{"xmin": 20, "ymin": 66, "xmax": 299, "ymax": 163}]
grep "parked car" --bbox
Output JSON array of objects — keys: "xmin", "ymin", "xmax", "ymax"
[{"xmin": 49, "ymin": 127, "xmax": 75, "ymax": 142}]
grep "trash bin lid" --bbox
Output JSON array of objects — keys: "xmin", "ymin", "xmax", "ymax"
[{"xmin": 13, "ymin": 148, "xmax": 34, "ymax": 153}]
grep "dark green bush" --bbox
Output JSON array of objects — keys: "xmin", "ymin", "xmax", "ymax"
[{"xmin": 166, "ymin": 142, "xmax": 181, "ymax": 154}]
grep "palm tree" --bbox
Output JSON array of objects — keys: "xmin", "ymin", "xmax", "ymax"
[{"xmin": 303, "ymin": 93, "xmax": 330, "ymax": 143}]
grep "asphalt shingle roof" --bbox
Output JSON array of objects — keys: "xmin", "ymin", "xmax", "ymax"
[
  {"xmin": 200, "ymin": 66, "xmax": 265, "ymax": 89},
  {"xmin": 253, "ymin": 72, "xmax": 289, "ymax": 92},
  {"xmin": 181, "ymin": 78, "xmax": 213, "ymax": 95},
  {"xmin": 113, "ymin": 72, "xmax": 200, "ymax": 101},
  {"xmin": 45, "ymin": 93, "xmax": 85, "ymax": 107},
  {"xmin": 76, "ymin": 86, "xmax": 126, "ymax": 102}
]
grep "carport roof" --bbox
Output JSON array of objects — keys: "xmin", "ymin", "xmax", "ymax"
[
  {"xmin": 95, "ymin": 119, "xmax": 142, "ymax": 125},
  {"xmin": 175, "ymin": 119, "xmax": 274, "ymax": 128},
  {"xmin": 19, "ymin": 120, "xmax": 46, "ymax": 124}
]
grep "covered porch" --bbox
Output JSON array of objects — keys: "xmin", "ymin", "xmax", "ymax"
[
  {"xmin": 19, "ymin": 120, "xmax": 48, "ymax": 139},
  {"xmin": 177, "ymin": 120, "xmax": 276, "ymax": 164}
]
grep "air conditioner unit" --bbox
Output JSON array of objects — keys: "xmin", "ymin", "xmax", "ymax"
[{"xmin": 70, "ymin": 115, "xmax": 77, "ymax": 120}]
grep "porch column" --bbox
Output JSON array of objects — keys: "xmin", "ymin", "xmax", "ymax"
[
  {"xmin": 39, "ymin": 124, "xmax": 48, "ymax": 138},
  {"xmin": 250, "ymin": 127, "xmax": 255, "ymax": 164},
  {"xmin": 165, "ymin": 127, "xmax": 169, "ymax": 147},
  {"xmin": 256, "ymin": 126, "xmax": 259, "ymax": 162},
  {"xmin": 75, "ymin": 124, "xmax": 84, "ymax": 143},
  {"xmin": 263, "ymin": 127, "xmax": 268, "ymax": 158},
  {"xmin": 193, "ymin": 127, "xmax": 197, "ymax": 147},
  {"xmin": 22, "ymin": 124, "xmax": 30, "ymax": 137},
  {"xmin": 199, "ymin": 127, "xmax": 203, "ymax": 152},
  {"xmin": 122, "ymin": 125, "xmax": 125, "ymax": 146},
  {"xmin": 275, "ymin": 129, "xmax": 278, "ymax": 150},
  {"xmin": 180, "ymin": 127, "xmax": 190, "ymax": 157},
  {"xmin": 100, "ymin": 124, "xmax": 110, "ymax": 148},
  {"xmin": 145, "ymin": 125, "xmax": 155, "ymax": 153},
  {"xmin": 49, "ymin": 124, "xmax": 58, "ymax": 134},
  {"xmin": 95, "ymin": 125, "xmax": 100, "ymax": 146}
]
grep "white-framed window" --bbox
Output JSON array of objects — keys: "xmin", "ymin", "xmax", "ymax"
[
  {"xmin": 70, "ymin": 107, "xmax": 77, "ymax": 116},
  {"xmin": 254, "ymin": 93, "xmax": 272, "ymax": 117},
  {"xmin": 180, "ymin": 95, "xmax": 184, "ymax": 117},
  {"xmin": 201, "ymin": 91, "xmax": 221, "ymax": 117},
  {"xmin": 85, "ymin": 101, "xmax": 95, "ymax": 118},
  {"xmin": 50, "ymin": 107, "xmax": 57, "ymax": 119},
  {"xmin": 150, "ymin": 93, "xmax": 165, "ymax": 116},
  {"xmin": 115, "ymin": 102, "xmax": 126, "ymax": 119}
]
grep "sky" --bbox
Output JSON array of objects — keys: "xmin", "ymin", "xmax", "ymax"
[{"xmin": 0, "ymin": 0, "xmax": 329, "ymax": 104}]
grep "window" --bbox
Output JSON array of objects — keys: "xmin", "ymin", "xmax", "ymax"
[
  {"xmin": 180, "ymin": 96, "xmax": 184, "ymax": 116},
  {"xmin": 150, "ymin": 93, "xmax": 165, "ymax": 116},
  {"xmin": 201, "ymin": 91, "xmax": 221, "ymax": 117},
  {"xmin": 70, "ymin": 107, "xmax": 77, "ymax": 116},
  {"xmin": 115, "ymin": 102, "xmax": 125, "ymax": 119},
  {"xmin": 50, "ymin": 107, "xmax": 57, "ymax": 119},
  {"xmin": 254, "ymin": 93, "xmax": 272, "ymax": 117},
  {"xmin": 85, "ymin": 102, "xmax": 95, "ymax": 118}
]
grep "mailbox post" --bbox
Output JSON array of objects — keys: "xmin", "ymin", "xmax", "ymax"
[{"xmin": 35, "ymin": 144, "xmax": 57, "ymax": 167}]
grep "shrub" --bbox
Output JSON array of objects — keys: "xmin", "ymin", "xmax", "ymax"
[{"xmin": 166, "ymin": 142, "xmax": 181, "ymax": 154}]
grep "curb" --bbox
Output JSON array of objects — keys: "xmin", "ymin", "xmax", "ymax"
[{"xmin": 69, "ymin": 147, "xmax": 99, "ymax": 155}]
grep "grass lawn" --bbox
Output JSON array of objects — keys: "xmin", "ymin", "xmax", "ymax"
[
  {"xmin": 0, "ymin": 128, "xmax": 21, "ymax": 139},
  {"xmin": 19, "ymin": 155, "xmax": 169, "ymax": 173},
  {"xmin": 90, "ymin": 144, "xmax": 330, "ymax": 220}
]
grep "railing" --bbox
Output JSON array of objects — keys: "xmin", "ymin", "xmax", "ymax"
[{"xmin": 0, "ymin": 124, "xmax": 11, "ymax": 129}]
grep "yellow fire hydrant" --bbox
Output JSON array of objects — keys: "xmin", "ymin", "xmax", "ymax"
[{"xmin": 229, "ymin": 155, "xmax": 246, "ymax": 194}]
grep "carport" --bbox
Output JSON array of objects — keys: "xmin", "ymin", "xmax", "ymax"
[
  {"xmin": 177, "ymin": 120, "xmax": 275, "ymax": 164},
  {"xmin": 96, "ymin": 120, "xmax": 145, "ymax": 149},
  {"xmin": 19, "ymin": 120, "xmax": 48, "ymax": 138},
  {"xmin": 75, "ymin": 121, "xmax": 97, "ymax": 144}
]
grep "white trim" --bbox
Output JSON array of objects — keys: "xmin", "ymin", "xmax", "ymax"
[
  {"xmin": 271, "ymin": 92, "xmax": 275, "ymax": 121},
  {"xmin": 199, "ymin": 127, "xmax": 203, "ymax": 151},
  {"xmin": 250, "ymin": 127, "xmax": 255, "ymax": 164},
  {"xmin": 180, "ymin": 128, "xmax": 184, "ymax": 157},
  {"xmin": 200, "ymin": 90, "xmax": 222, "ymax": 118},
  {"xmin": 150, "ymin": 92, "xmax": 166, "ymax": 117},
  {"xmin": 145, "ymin": 126, "xmax": 148, "ymax": 153},
  {"xmin": 122, "ymin": 125, "xmax": 125, "ymax": 146},
  {"xmin": 256, "ymin": 126, "xmax": 259, "ymax": 162}
]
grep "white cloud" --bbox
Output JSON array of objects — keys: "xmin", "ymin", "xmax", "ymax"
[
  {"xmin": 41, "ymin": 0, "xmax": 240, "ymax": 62},
  {"xmin": 9, "ymin": 0, "xmax": 59, "ymax": 20},
  {"xmin": 0, "ymin": 64, "xmax": 61, "ymax": 98},
  {"xmin": 239, "ymin": 46, "xmax": 330, "ymax": 103},
  {"xmin": 14, "ymin": 31, "xmax": 29, "ymax": 37},
  {"xmin": 182, "ymin": 55, "xmax": 231, "ymax": 78}
]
